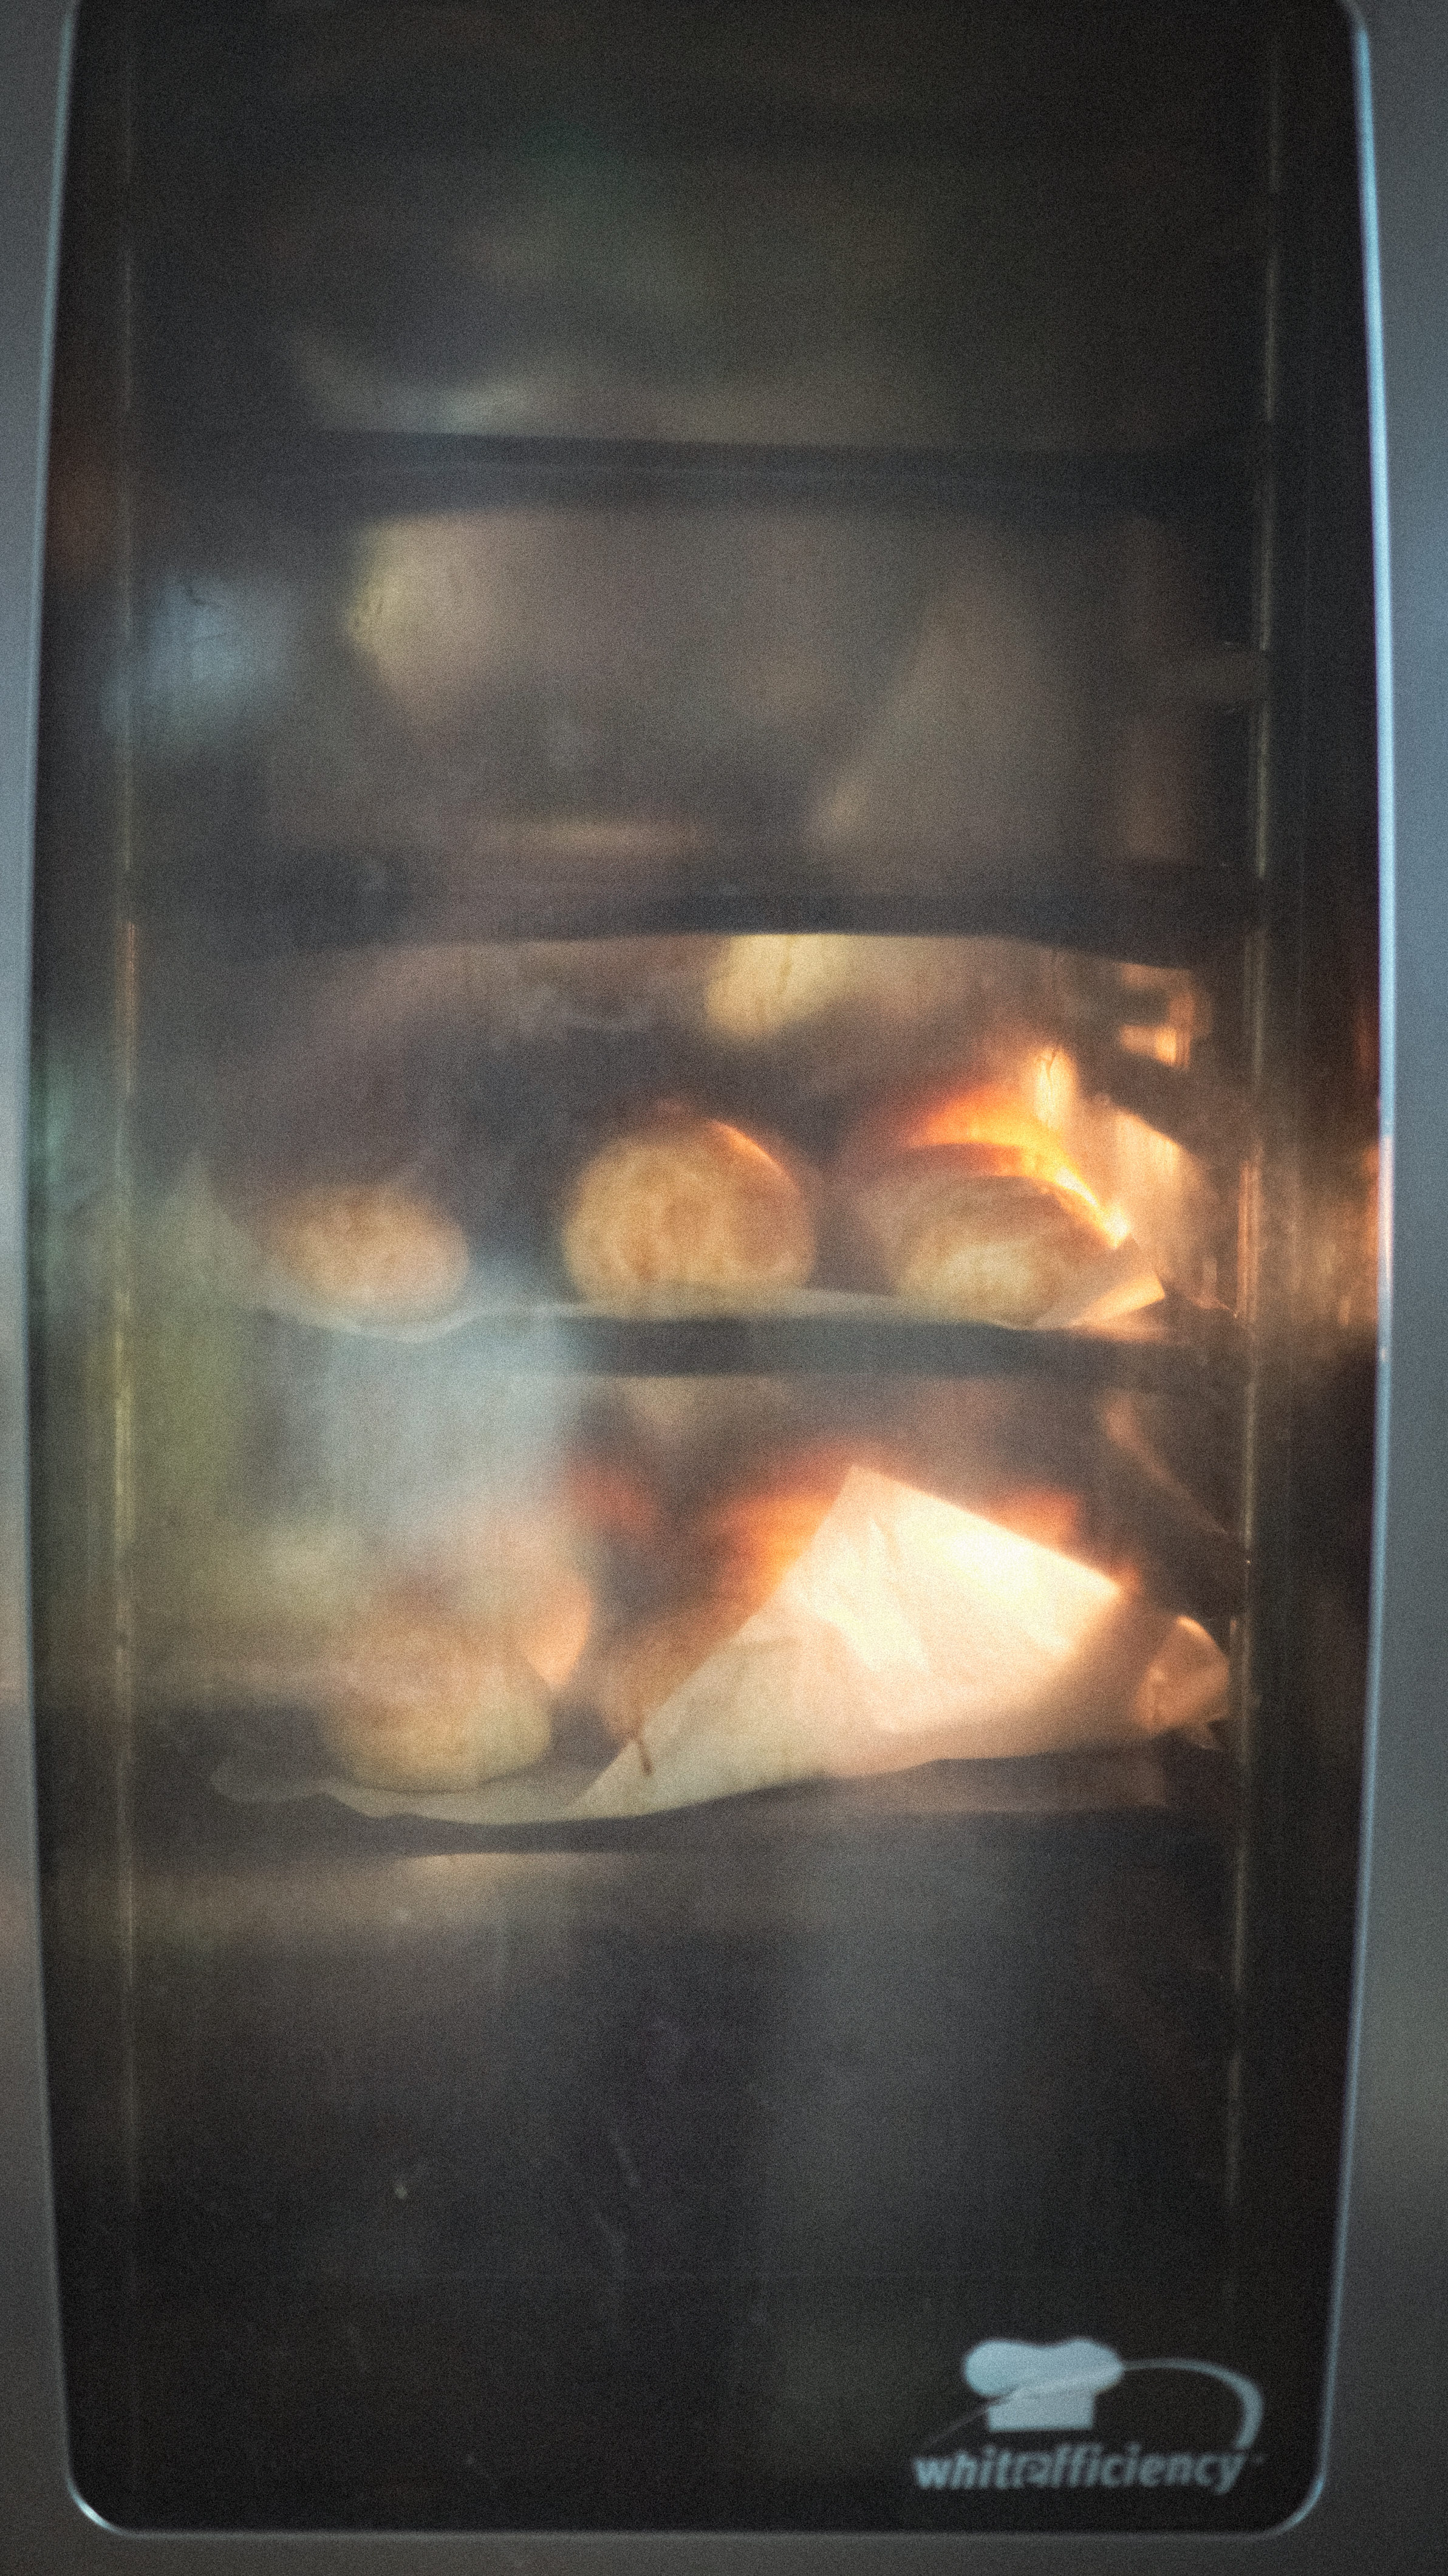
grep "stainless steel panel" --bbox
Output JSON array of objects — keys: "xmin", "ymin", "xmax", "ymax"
[{"xmin": 0, "ymin": 5, "xmax": 82, "ymax": 2570}]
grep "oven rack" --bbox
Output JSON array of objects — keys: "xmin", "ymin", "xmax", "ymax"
[
  {"xmin": 220, "ymin": 428, "xmax": 1261, "ymax": 530},
  {"xmin": 272, "ymin": 1293, "xmax": 1245, "ymax": 1398},
  {"xmin": 170, "ymin": 844, "xmax": 1260, "ymax": 970}
]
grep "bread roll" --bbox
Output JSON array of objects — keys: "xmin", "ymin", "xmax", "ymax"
[
  {"xmin": 846, "ymin": 1080, "xmax": 1099, "ymax": 1190},
  {"xmin": 254, "ymin": 1182, "xmax": 470, "ymax": 1324},
  {"xmin": 838, "ymin": 1082, "xmax": 1122, "ymax": 1326},
  {"xmin": 561, "ymin": 1113, "xmax": 815, "ymax": 1307},
  {"xmin": 706, "ymin": 933, "xmax": 870, "ymax": 1039},
  {"xmin": 414, "ymin": 1502, "xmax": 594, "ymax": 1691},
  {"xmin": 317, "ymin": 1595, "xmax": 551, "ymax": 1791},
  {"xmin": 845, "ymin": 1149, "xmax": 1112, "ymax": 1325}
]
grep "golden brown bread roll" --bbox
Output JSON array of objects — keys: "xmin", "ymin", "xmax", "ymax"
[
  {"xmin": 561, "ymin": 1112, "xmax": 815, "ymax": 1307},
  {"xmin": 253, "ymin": 1182, "xmax": 470, "ymax": 1324},
  {"xmin": 838, "ymin": 1081, "xmax": 1119, "ymax": 1326},
  {"xmin": 316, "ymin": 1594, "xmax": 552, "ymax": 1791},
  {"xmin": 844, "ymin": 1080, "xmax": 1105, "ymax": 1195},
  {"xmin": 847, "ymin": 1152, "xmax": 1111, "ymax": 1324}
]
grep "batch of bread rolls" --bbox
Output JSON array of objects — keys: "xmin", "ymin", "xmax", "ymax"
[
  {"xmin": 205, "ymin": 1070, "xmax": 1156, "ymax": 1334},
  {"xmin": 193, "ymin": 1420, "xmax": 1227, "ymax": 1813},
  {"xmin": 169, "ymin": 1101, "xmax": 1219, "ymax": 1814},
  {"xmin": 137, "ymin": 932, "xmax": 1226, "ymax": 1818}
]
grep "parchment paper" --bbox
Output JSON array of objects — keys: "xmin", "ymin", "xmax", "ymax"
[{"xmin": 578, "ymin": 1468, "xmax": 1228, "ymax": 1818}]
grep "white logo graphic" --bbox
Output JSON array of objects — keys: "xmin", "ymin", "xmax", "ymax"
[
  {"xmin": 965, "ymin": 2338, "xmax": 1123, "ymax": 2431},
  {"xmin": 912, "ymin": 2338, "xmax": 1264, "ymax": 2501}
]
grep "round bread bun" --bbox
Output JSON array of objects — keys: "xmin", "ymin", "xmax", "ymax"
[
  {"xmin": 413, "ymin": 1504, "xmax": 595, "ymax": 1691},
  {"xmin": 317, "ymin": 1597, "xmax": 552, "ymax": 1791},
  {"xmin": 844, "ymin": 1080, "xmax": 1080, "ymax": 1180},
  {"xmin": 561, "ymin": 1112, "xmax": 816, "ymax": 1307},
  {"xmin": 254, "ymin": 1182, "xmax": 470, "ymax": 1324},
  {"xmin": 845, "ymin": 1148, "xmax": 1113, "ymax": 1326},
  {"xmin": 706, "ymin": 933, "xmax": 869, "ymax": 1040}
]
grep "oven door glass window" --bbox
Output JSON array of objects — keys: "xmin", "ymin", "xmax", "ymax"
[{"xmin": 30, "ymin": 0, "xmax": 1377, "ymax": 2533}]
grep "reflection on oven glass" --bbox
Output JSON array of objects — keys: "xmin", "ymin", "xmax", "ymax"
[{"xmin": 262, "ymin": 512, "xmax": 1218, "ymax": 885}]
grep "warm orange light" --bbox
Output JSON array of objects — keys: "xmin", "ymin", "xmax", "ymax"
[
  {"xmin": 700, "ymin": 1447, "xmax": 871, "ymax": 1605},
  {"xmin": 982, "ymin": 1484, "xmax": 1084, "ymax": 1555},
  {"xmin": 710, "ymin": 1490, "xmax": 842, "ymax": 1603},
  {"xmin": 898, "ymin": 1078, "xmax": 1123, "ymax": 1239},
  {"xmin": 706, "ymin": 1468, "xmax": 1104, "ymax": 1638},
  {"xmin": 1119, "ymin": 1022, "xmax": 1189, "ymax": 1067},
  {"xmin": 904, "ymin": 1080, "xmax": 1060, "ymax": 1162},
  {"xmin": 703, "ymin": 1118, "xmax": 795, "ymax": 1185}
]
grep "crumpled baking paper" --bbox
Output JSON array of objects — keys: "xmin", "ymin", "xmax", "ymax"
[{"xmin": 576, "ymin": 1467, "xmax": 1228, "ymax": 1817}]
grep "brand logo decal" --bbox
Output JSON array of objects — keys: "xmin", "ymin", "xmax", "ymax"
[{"xmin": 911, "ymin": 2338, "xmax": 1263, "ymax": 2501}]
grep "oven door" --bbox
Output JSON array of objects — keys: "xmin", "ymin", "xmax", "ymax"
[{"xmin": 1, "ymin": 0, "xmax": 1438, "ymax": 2563}]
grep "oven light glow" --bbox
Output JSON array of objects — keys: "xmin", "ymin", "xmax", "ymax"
[
  {"xmin": 1030, "ymin": 1047, "xmax": 1079, "ymax": 1129},
  {"xmin": 1118, "ymin": 1021, "xmax": 1190, "ymax": 1068},
  {"xmin": 903, "ymin": 1071, "xmax": 1119, "ymax": 1240}
]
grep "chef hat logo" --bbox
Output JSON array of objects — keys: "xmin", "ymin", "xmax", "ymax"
[{"xmin": 963, "ymin": 2338, "xmax": 1125, "ymax": 2432}]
